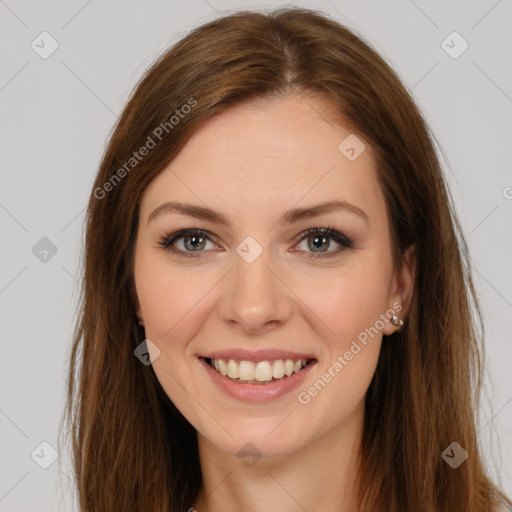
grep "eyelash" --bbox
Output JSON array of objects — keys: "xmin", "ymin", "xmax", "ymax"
[{"xmin": 158, "ymin": 227, "xmax": 354, "ymax": 259}]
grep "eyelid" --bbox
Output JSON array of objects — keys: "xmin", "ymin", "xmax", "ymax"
[{"xmin": 292, "ymin": 227, "xmax": 352, "ymax": 245}]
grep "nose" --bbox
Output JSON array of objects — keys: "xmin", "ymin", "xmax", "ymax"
[{"xmin": 217, "ymin": 248, "xmax": 293, "ymax": 335}]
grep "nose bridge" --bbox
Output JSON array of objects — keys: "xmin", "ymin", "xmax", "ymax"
[{"xmin": 219, "ymin": 243, "xmax": 292, "ymax": 333}]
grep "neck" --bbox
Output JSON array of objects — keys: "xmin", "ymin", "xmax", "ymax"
[{"xmin": 192, "ymin": 403, "xmax": 364, "ymax": 512}]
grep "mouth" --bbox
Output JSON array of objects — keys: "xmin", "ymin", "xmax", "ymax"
[{"xmin": 202, "ymin": 356, "xmax": 316, "ymax": 385}]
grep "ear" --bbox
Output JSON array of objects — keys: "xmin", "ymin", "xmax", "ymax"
[{"xmin": 382, "ymin": 244, "xmax": 416, "ymax": 335}]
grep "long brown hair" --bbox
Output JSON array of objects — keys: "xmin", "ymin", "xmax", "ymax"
[{"xmin": 62, "ymin": 7, "xmax": 512, "ymax": 511}]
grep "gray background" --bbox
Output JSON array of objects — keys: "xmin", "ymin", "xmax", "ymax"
[{"xmin": 1, "ymin": 0, "xmax": 511, "ymax": 510}]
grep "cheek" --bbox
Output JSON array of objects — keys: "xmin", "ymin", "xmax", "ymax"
[
  {"xmin": 134, "ymin": 253, "xmax": 219, "ymax": 348},
  {"xmin": 134, "ymin": 254, "xmax": 218, "ymax": 423},
  {"xmin": 292, "ymin": 273, "xmax": 385, "ymax": 416},
  {"xmin": 290, "ymin": 261, "xmax": 392, "ymax": 348},
  {"xmin": 288, "ymin": 259, "xmax": 391, "ymax": 405}
]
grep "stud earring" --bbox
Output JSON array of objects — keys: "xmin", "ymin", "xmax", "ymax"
[
  {"xmin": 137, "ymin": 319, "xmax": 144, "ymax": 326},
  {"xmin": 391, "ymin": 314, "xmax": 404, "ymax": 331}
]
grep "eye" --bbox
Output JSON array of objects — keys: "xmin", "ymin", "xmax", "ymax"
[
  {"xmin": 293, "ymin": 228, "xmax": 353, "ymax": 258},
  {"xmin": 158, "ymin": 227, "xmax": 353, "ymax": 259},
  {"xmin": 159, "ymin": 229, "xmax": 219, "ymax": 257}
]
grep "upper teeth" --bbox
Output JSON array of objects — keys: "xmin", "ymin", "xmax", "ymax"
[{"xmin": 210, "ymin": 358, "xmax": 309, "ymax": 382}]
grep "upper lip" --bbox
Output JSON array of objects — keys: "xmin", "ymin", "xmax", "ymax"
[{"xmin": 200, "ymin": 349, "xmax": 317, "ymax": 362}]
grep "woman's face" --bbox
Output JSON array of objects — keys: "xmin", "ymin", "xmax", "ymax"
[{"xmin": 133, "ymin": 93, "xmax": 415, "ymax": 459}]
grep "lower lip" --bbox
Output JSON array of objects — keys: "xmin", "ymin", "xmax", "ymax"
[{"xmin": 199, "ymin": 357, "xmax": 317, "ymax": 403}]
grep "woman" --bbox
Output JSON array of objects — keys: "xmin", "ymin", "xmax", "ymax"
[{"xmin": 63, "ymin": 7, "xmax": 512, "ymax": 511}]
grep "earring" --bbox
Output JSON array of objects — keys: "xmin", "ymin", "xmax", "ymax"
[
  {"xmin": 391, "ymin": 314, "xmax": 404, "ymax": 331},
  {"xmin": 137, "ymin": 319, "xmax": 144, "ymax": 326}
]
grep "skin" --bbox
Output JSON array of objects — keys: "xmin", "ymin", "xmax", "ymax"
[{"xmin": 133, "ymin": 93, "xmax": 416, "ymax": 512}]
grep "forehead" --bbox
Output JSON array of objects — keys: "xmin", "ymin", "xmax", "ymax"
[{"xmin": 140, "ymin": 94, "xmax": 386, "ymax": 226}]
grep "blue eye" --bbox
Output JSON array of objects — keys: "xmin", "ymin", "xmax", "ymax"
[{"xmin": 158, "ymin": 227, "xmax": 353, "ymax": 258}]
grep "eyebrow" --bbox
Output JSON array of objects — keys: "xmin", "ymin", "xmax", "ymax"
[{"xmin": 147, "ymin": 200, "xmax": 370, "ymax": 227}]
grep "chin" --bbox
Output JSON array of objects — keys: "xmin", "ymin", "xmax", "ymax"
[{"xmin": 200, "ymin": 418, "xmax": 311, "ymax": 461}]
